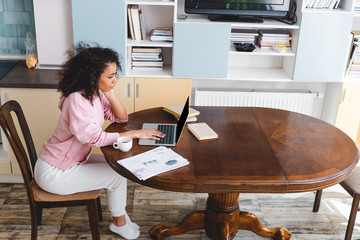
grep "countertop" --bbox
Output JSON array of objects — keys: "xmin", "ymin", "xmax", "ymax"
[{"xmin": 0, "ymin": 61, "xmax": 58, "ymax": 89}]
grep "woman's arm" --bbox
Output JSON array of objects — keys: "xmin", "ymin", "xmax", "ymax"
[
  {"xmin": 102, "ymin": 90, "xmax": 164, "ymax": 140},
  {"xmin": 120, "ymin": 129, "xmax": 165, "ymax": 140},
  {"xmin": 103, "ymin": 89, "xmax": 128, "ymax": 121}
]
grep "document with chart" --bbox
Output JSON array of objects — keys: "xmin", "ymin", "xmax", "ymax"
[{"xmin": 117, "ymin": 146, "xmax": 189, "ymax": 180}]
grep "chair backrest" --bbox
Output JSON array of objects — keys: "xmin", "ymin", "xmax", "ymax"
[{"xmin": 0, "ymin": 100, "xmax": 37, "ymax": 187}]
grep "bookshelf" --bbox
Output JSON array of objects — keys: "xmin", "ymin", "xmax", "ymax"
[
  {"xmin": 71, "ymin": 0, "xmax": 357, "ymax": 82},
  {"xmin": 125, "ymin": 1, "xmax": 176, "ymax": 77},
  {"xmin": 173, "ymin": 0, "xmax": 302, "ymax": 81},
  {"xmin": 346, "ymin": 7, "xmax": 360, "ymax": 81}
]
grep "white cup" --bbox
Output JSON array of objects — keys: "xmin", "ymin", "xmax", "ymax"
[{"xmin": 113, "ymin": 136, "xmax": 133, "ymax": 152}]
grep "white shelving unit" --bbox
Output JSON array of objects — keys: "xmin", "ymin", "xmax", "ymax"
[
  {"xmin": 174, "ymin": 0, "xmax": 302, "ymax": 81},
  {"xmin": 125, "ymin": 0, "xmax": 176, "ymax": 77}
]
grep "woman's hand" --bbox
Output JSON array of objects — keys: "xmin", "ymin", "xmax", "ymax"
[
  {"xmin": 102, "ymin": 88, "xmax": 115, "ymax": 98},
  {"xmin": 121, "ymin": 129, "xmax": 165, "ymax": 140},
  {"xmin": 102, "ymin": 88, "xmax": 128, "ymax": 121}
]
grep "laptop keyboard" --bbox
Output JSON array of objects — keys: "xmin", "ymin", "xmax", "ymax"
[{"xmin": 156, "ymin": 124, "xmax": 175, "ymax": 144}]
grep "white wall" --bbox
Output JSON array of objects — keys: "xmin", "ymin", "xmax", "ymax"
[{"xmin": 33, "ymin": 0, "xmax": 73, "ymax": 67}]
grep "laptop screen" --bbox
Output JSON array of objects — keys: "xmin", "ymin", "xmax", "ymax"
[{"xmin": 175, "ymin": 97, "xmax": 189, "ymax": 143}]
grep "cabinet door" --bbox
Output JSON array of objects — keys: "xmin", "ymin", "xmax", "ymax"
[
  {"xmin": 173, "ymin": 23, "xmax": 231, "ymax": 78},
  {"xmin": 293, "ymin": 12, "xmax": 353, "ymax": 82},
  {"xmin": 0, "ymin": 89, "xmax": 61, "ymax": 174},
  {"xmin": 134, "ymin": 78, "xmax": 191, "ymax": 112},
  {"xmin": 71, "ymin": 0, "xmax": 126, "ymax": 75},
  {"xmin": 116, "ymin": 77, "xmax": 135, "ymax": 114}
]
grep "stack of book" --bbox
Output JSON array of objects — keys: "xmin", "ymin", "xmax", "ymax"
[
  {"xmin": 150, "ymin": 27, "xmax": 173, "ymax": 42},
  {"xmin": 163, "ymin": 103, "xmax": 200, "ymax": 122},
  {"xmin": 347, "ymin": 31, "xmax": 360, "ymax": 77},
  {"xmin": 305, "ymin": 0, "xmax": 342, "ymax": 9},
  {"xmin": 230, "ymin": 29, "xmax": 258, "ymax": 45},
  {"xmin": 128, "ymin": 5, "xmax": 146, "ymax": 40},
  {"xmin": 355, "ymin": 0, "xmax": 360, "ymax": 14},
  {"xmin": 256, "ymin": 29, "xmax": 291, "ymax": 49},
  {"xmin": 131, "ymin": 47, "xmax": 163, "ymax": 70}
]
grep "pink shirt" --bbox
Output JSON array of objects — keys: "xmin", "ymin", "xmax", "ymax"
[{"xmin": 39, "ymin": 91, "xmax": 126, "ymax": 170}]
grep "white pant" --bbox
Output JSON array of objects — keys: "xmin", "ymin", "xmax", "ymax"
[{"xmin": 34, "ymin": 153, "xmax": 127, "ymax": 217}]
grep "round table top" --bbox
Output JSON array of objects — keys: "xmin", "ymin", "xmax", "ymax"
[{"xmin": 102, "ymin": 107, "xmax": 359, "ymax": 194}]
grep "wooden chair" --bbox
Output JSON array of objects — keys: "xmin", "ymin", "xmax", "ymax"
[
  {"xmin": 313, "ymin": 166, "xmax": 360, "ymax": 240},
  {"xmin": 0, "ymin": 100, "xmax": 103, "ymax": 240}
]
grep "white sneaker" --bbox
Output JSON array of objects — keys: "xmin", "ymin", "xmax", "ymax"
[
  {"xmin": 125, "ymin": 212, "xmax": 141, "ymax": 230},
  {"xmin": 109, "ymin": 222, "xmax": 140, "ymax": 239}
]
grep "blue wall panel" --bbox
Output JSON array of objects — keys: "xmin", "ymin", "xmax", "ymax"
[
  {"xmin": 72, "ymin": 0, "xmax": 126, "ymax": 74},
  {"xmin": 173, "ymin": 22, "xmax": 230, "ymax": 78}
]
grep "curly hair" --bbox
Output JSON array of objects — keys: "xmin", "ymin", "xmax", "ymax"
[{"xmin": 57, "ymin": 42, "xmax": 121, "ymax": 102}]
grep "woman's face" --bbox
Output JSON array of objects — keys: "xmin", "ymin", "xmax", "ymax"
[{"xmin": 98, "ymin": 62, "xmax": 117, "ymax": 92}]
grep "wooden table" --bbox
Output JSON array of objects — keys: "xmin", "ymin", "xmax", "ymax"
[{"xmin": 102, "ymin": 107, "xmax": 359, "ymax": 240}]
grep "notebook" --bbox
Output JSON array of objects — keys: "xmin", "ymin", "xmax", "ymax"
[
  {"xmin": 187, "ymin": 122, "xmax": 218, "ymax": 141},
  {"xmin": 163, "ymin": 103, "xmax": 200, "ymax": 118},
  {"xmin": 138, "ymin": 97, "xmax": 189, "ymax": 146}
]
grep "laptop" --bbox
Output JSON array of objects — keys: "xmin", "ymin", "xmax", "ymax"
[{"xmin": 138, "ymin": 97, "xmax": 189, "ymax": 146}]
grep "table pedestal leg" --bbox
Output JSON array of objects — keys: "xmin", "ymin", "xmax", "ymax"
[
  {"xmin": 149, "ymin": 210, "xmax": 206, "ymax": 240},
  {"xmin": 149, "ymin": 193, "xmax": 291, "ymax": 240}
]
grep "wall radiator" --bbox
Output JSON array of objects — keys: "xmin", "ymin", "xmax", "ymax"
[{"xmin": 194, "ymin": 89, "xmax": 319, "ymax": 116}]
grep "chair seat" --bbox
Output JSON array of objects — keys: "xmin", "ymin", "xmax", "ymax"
[
  {"xmin": 341, "ymin": 166, "xmax": 360, "ymax": 196},
  {"xmin": 31, "ymin": 180, "xmax": 101, "ymax": 202}
]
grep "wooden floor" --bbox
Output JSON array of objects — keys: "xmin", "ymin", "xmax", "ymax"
[{"xmin": 0, "ymin": 181, "xmax": 359, "ymax": 240}]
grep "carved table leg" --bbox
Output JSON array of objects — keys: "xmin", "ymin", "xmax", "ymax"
[
  {"xmin": 206, "ymin": 193, "xmax": 292, "ymax": 240},
  {"xmin": 238, "ymin": 211, "xmax": 291, "ymax": 240},
  {"xmin": 205, "ymin": 193, "xmax": 240, "ymax": 239},
  {"xmin": 149, "ymin": 210, "xmax": 205, "ymax": 240},
  {"xmin": 149, "ymin": 192, "xmax": 292, "ymax": 240}
]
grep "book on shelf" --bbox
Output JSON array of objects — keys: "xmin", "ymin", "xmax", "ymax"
[
  {"xmin": 163, "ymin": 103, "xmax": 200, "ymax": 118},
  {"xmin": 139, "ymin": 9, "xmax": 146, "ymax": 40},
  {"xmin": 313, "ymin": 0, "xmax": 323, "ymax": 8},
  {"xmin": 256, "ymin": 29, "xmax": 291, "ymax": 49},
  {"xmin": 127, "ymin": 5, "xmax": 135, "ymax": 40},
  {"xmin": 230, "ymin": 29, "xmax": 259, "ymax": 45},
  {"xmin": 348, "ymin": 31, "xmax": 360, "ymax": 77},
  {"xmin": 355, "ymin": 0, "xmax": 360, "ymax": 13},
  {"xmin": 306, "ymin": 0, "xmax": 341, "ymax": 8},
  {"xmin": 259, "ymin": 29, "xmax": 290, "ymax": 37},
  {"xmin": 132, "ymin": 47, "xmax": 162, "ymax": 53},
  {"xmin": 345, "ymin": 43, "xmax": 359, "ymax": 77},
  {"xmin": 132, "ymin": 54, "xmax": 162, "ymax": 60},
  {"xmin": 150, "ymin": 27, "xmax": 173, "ymax": 42},
  {"xmin": 131, "ymin": 47, "xmax": 163, "ymax": 70},
  {"xmin": 131, "ymin": 58, "xmax": 163, "ymax": 62},
  {"xmin": 130, "ymin": 5, "xmax": 142, "ymax": 40},
  {"xmin": 131, "ymin": 66, "xmax": 163, "ymax": 70},
  {"xmin": 305, "ymin": 0, "xmax": 315, "ymax": 7},
  {"xmin": 132, "ymin": 61, "xmax": 163, "ymax": 67},
  {"xmin": 259, "ymin": 36, "xmax": 292, "ymax": 40},
  {"xmin": 187, "ymin": 122, "xmax": 218, "ymax": 141},
  {"xmin": 231, "ymin": 29, "xmax": 258, "ymax": 35},
  {"xmin": 153, "ymin": 27, "xmax": 173, "ymax": 35},
  {"xmin": 132, "ymin": 52, "xmax": 162, "ymax": 56}
]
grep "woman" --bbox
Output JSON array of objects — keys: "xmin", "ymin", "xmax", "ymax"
[{"xmin": 34, "ymin": 43, "xmax": 164, "ymax": 239}]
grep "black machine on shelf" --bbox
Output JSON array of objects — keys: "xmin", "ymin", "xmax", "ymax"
[{"xmin": 184, "ymin": 0, "xmax": 291, "ymax": 23}]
